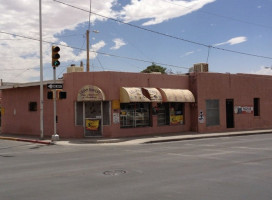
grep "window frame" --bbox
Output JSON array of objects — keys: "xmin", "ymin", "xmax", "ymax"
[
  {"xmin": 253, "ymin": 98, "xmax": 260, "ymax": 116},
  {"xmin": 206, "ymin": 99, "xmax": 220, "ymax": 127},
  {"xmin": 28, "ymin": 102, "xmax": 37, "ymax": 112}
]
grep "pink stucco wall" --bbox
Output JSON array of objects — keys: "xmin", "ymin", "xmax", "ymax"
[
  {"xmin": 2, "ymin": 71, "xmax": 272, "ymax": 138},
  {"xmin": 1, "ymin": 71, "xmax": 192, "ymax": 138},
  {"xmin": 193, "ymin": 72, "xmax": 272, "ymax": 133}
]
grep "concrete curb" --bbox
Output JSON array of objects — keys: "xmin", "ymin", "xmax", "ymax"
[
  {"xmin": 0, "ymin": 136, "xmax": 53, "ymax": 145},
  {"xmin": 143, "ymin": 130, "xmax": 272, "ymax": 144},
  {"xmin": 1, "ymin": 130, "xmax": 272, "ymax": 146}
]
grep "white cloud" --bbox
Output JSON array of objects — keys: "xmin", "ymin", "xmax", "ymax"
[
  {"xmin": 119, "ymin": 0, "xmax": 216, "ymax": 26},
  {"xmin": 90, "ymin": 40, "xmax": 106, "ymax": 58},
  {"xmin": 181, "ymin": 51, "xmax": 194, "ymax": 57},
  {"xmin": 0, "ymin": 0, "xmax": 116, "ymax": 82},
  {"xmin": 251, "ymin": 66, "xmax": 272, "ymax": 75},
  {"xmin": 0, "ymin": 0, "xmax": 216, "ymax": 82},
  {"xmin": 214, "ymin": 36, "xmax": 247, "ymax": 46},
  {"xmin": 110, "ymin": 38, "xmax": 126, "ymax": 50}
]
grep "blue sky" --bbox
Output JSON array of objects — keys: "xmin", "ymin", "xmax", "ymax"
[{"xmin": 0, "ymin": 0, "xmax": 272, "ymax": 82}]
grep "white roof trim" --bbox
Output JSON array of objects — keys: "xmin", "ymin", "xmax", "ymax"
[{"xmin": 0, "ymin": 79, "xmax": 63, "ymax": 90}]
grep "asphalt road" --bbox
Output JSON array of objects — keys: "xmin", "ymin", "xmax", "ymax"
[{"xmin": 1, "ymin": 134, "xmax": 272, "ymax": 200}]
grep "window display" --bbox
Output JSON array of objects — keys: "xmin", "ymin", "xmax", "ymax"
[
  {"xmin": 170, "ymin": 102, "xmax": 184, "ymax": 125},
  {"xmin": 120, "ymin": 103, "xmax": 151, "ymax": 128}
]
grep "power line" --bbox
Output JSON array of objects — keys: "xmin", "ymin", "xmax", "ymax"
[
  {"xmin": 0, "ymin": 30, "xmax": 190, "ymax": 71},
  {"xmin": 52, "ymin": 0, "xmax": 272, "ymax": 60},
  {"xmin": 88, "ymin": 0, "xmax": 92, "ymax": 31}
]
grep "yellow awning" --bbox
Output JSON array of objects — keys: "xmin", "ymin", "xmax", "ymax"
[
  {"xmin": 142, "ymin": 87, "xmax": 162, "ymax": 102},
  {"xmin": 159, "ymin": 88, "xmax": 195, "ymax": 102},
  {"xmin": 120, "ymin": 87, "xmax": 150, "ymax": 103}
]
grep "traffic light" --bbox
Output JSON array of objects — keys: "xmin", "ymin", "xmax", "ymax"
[
  {"xmin": 52, "ymin": 46, "xmax": 60, "ymax": 67},
  {"xmin": 58, "ymin": 91, "xmax": 67, "ymax": 99},
  {"xmin": 47, "ymin": 90, "xmax": 66, "ymax": 100},
  {"xmin": 47, "ymin": 91, "xmax": 54, "ymax": 99}
]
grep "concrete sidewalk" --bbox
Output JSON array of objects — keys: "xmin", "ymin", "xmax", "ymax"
[
  {"xmin": 1, "ymin": 129, "xmax": 272, "ymax": 146},
  {"xmin": 56, "ymin": 129, "xmax": 272, "ymax": 146}
]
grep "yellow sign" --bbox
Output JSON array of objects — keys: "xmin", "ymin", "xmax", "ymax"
[
  {"xmin": 112, "ymin": 100, "xmax": 120, "ymax": 110},
  {"xmin": 0, "ymin": 107, "xmax": 4, "ymax": 115},
  {"xmin": 170, "ymin": 115, "xmax": 183, "ymax": 125},
  {"xmin": 85, "ymin": 119, "xmax": 100, "ymax": 131}
]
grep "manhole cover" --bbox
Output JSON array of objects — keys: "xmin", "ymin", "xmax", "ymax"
[
  {"xmin": 103, "ymin": 170, "xmax": 126, "ymax": 176},
  {"xmin": 0, "ymin": 155, "xmax": 14, "ymax": 158}
]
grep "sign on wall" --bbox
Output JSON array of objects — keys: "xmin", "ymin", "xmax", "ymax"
[
  {"xmin": 198, "ymin": 110, "xmax": 205, "ymax": 124},
  {"xmin": 112, "ymin": 100, "xmax": 120, "ymax": 110},
  {"xmin": 77, "ymin": 85, "xmax": 105, "ymax": 101},
  {"xmin": 113, "ymin": 112, "xmax": 120, "ymax": 124},
  {"xmin": 234, "ymin": 106, "xmax": 253, "ymax": 114}
]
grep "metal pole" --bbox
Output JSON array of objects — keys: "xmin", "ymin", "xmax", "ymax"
[
  {"xmin": 39, "ymin": 0, "xmax": 44, "ymax": 140},
  {"xmin": 86, "ymin": 30, "xmax": 90, "ymax": 72},
  {"xmin": 51, "ymin": 67, "xmax": 59, "ymax": 141}
]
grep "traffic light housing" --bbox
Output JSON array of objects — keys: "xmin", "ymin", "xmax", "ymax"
[
  {"xmin": 47, "ymin": 90, "xmax": 66, "ymax": 100},
  {"xmin": 47, "ymin": 91, "xmax": 54, "ymax": 99},
  {"xmin": 52, "ymin": 46, "xmax": 60, "ymax": 67},
  {"xmin": 58, "ymin": 91, "xmax": 67, "ymax": 99}
]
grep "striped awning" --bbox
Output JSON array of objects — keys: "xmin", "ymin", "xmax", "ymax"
[
  {"xmin": 158, "ymin": 88, "xmax": 195, "ymax": 102},
  {"xmin": 142, "ymin": 87, "xmax": 162, "ymax": 102},
  {"xmin": 120, "ymin": 87, "xmax": 150, "ymax": 103}
]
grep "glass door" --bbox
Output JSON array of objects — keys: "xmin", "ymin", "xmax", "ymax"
[{"xmin": 84, "ymin": 102, "xmax": 103, "ymax": 137}]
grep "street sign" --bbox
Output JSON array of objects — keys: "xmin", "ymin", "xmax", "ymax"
[{"xmin": 47, "ymin": 83, "xmax": 63, "ymax": 89}]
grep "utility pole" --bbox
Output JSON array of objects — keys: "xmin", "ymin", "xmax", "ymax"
[
  {"xmin": 86, "ymin": 30, "xmax": 90, "ymax": 72},
  {"xmin": 39, "ymin": 0, "xmax": 44, "ymax": 140}
]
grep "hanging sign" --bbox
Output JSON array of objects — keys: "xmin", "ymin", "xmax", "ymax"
[{"xmin": 77, "ymin": 85, "xmax": 105, "ymax": 101}]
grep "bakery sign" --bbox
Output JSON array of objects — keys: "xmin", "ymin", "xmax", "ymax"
[
  {"xmin": 77, "ymin": 85, "xmax": 105, "ymax": 101},
  {"xmin": 234, "ymin": 106, "xmax": 253, "ymax": 114}
]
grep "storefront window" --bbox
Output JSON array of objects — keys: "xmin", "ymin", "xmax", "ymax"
[
  {"xmin": 120, "ymin": 103, "xmax": 151, "ymax": 128},
  {"xmin": 206, "ymin": 99, "xmax": 220, "ymax": 126},
  {"xmin": 157, "ymin": 103, "xmax": 169, "ymax": 126},
  {"xmin": 170, "ymin": 102, "xmax": 184, "ymax": 125},
  {"xmin": 103, "ymin": 101, "xmax": 110, "ymax": 125},
  {"xmin": 75, "ymin": 102, "xmax": 83, "ymax": 126}
]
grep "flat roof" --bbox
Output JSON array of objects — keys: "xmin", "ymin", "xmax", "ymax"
[{"xmin": 0, "ymin": 79, "xmax": 63, "ymax": 90}]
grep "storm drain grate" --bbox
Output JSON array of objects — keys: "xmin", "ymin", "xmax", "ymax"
[{"xmin": 103, "ymin": 170, "xmax": 126, "ymax": 176}]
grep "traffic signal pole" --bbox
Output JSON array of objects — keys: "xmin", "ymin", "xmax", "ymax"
[
  {"xmin": 51, "ymin": 66, "xmax": 59, "ymax": 141},
  {"xmin": 51, "ymin": 46, "xmax": 60, "ymax": 141}
]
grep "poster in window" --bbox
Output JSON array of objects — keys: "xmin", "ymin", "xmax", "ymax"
[
  {"xmin": 170, "ymin": 115, "xmax": 183, "ymax": 125},
  {"xmin": 85, "ymin": 119, "xmax": 100, "ymax": 131}
]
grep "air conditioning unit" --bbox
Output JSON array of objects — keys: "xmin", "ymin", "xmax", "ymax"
[
  {"xmin": 193, "ymin": 63, "xmax": 209, "ymax": 72},
  {"xmin": 67, "ymin": 65, "xmax": 84, "ymax": 73}
]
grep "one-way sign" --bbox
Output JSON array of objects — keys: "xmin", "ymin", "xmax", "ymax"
[{"xmin": 47, "ymin": 83, "xmax": 63, "ymax": 89}]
